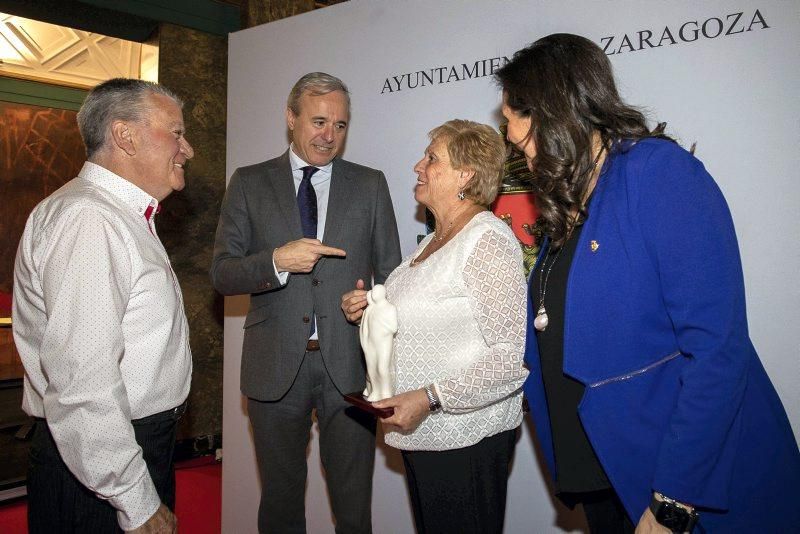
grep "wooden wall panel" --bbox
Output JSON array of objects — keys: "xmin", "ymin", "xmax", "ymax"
[{"xmin": 0, "ymin": 101, "xmax": 83, "ymax": 295}]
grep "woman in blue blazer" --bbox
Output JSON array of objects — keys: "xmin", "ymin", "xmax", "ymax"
[{"xmin": 496, "ymin": 33, "xmax": 800, "ymax": 533}]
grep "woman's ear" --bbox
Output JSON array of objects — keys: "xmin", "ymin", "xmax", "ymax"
[{"xmin": 458, "ymin": 169, "xmax": 476, "ymax": 190}]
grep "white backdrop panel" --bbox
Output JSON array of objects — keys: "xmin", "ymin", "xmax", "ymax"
[{"xmin": 224, "ymin": 1, "xmax": 800, "ymax": 532}]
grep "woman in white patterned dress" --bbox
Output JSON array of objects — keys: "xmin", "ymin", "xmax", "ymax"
[{"xmin": 341, "ymin": 119, "xmax": 528, "ymax": 534}]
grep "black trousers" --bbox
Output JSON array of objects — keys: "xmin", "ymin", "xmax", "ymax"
[
  {"xmin": 27, "ymin": 403, "xmax": 185, "ymax": 534},
  {"xmin": 566, "ymin": 489, "xmax": 636, "ymax": 534},
  {"xmin": 401, "ymin": 428, "xmax": 517, "ymax": 534},
  {"xmin": 248, "ymin": 351, "xmax": 376, "ymax": 534}
]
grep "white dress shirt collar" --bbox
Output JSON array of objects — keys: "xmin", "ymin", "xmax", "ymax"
[
  {"xmin": 288, "ymin": 144, "xmax": 333, "ymax": 182},
  {"xmin": 79, "ymin": 161, "xmax": 160, "ymax": 225}
]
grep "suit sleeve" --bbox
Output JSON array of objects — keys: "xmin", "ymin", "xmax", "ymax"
[
  {"xmin": 371, "ymin": 171, "xmax": 402, "ymax": 284},
  {"xmin": 210, "ymin": 169, "xmax": 282, "ymax": 295},
  {"xmin": 639, "ymin": 144, "xmax": 750, "ymax": 510}
]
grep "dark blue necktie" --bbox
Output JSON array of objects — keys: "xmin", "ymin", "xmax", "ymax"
[
  {"xmin": 298, "ymin": 166, "xmax": 319, "ymax": 337},
  {"xmin": 298, "ymin": 166, "xmax": 319, "ymax": 239}
]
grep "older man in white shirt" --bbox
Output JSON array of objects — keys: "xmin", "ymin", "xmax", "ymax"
[{"xmin": 13, "ymin": 78, "xmax": 194, "ymax": 534}]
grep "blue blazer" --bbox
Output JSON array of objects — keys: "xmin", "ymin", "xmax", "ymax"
[{"xmin": 523, "ymin": 138, "xmax": 800, "ymax": 531}]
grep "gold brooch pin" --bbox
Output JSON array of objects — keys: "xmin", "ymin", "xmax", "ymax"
[{"xmin": 590, "ymin": 240, "xmax": 599, "ymax": 252}]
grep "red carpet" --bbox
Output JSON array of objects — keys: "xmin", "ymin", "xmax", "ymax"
[
  {"xmin": 0, "ymin": 459, "xmax": 221, "ymax": 533},
  {"xmin": 173, "ymin": 460, "xmax": 222, "ymax": 533},
  {"xmin": 0, "ymin": 499, "xmax": 25, "ymax": 532}
]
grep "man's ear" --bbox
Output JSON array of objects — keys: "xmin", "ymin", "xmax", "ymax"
[
  {"xmin": 111, "ymin": 120, "xmax": 136, "ymax": 156},
  {"xmin": 286, "ymin": 108, "xmax": 296, "ymax": 131}
]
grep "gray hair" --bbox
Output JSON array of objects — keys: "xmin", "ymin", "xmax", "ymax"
[
  {"xmin": 287, "ymin": 72, "xmax": 350, "ymax": 116},
  {"xmin": 77, "ymin": 78, "xmax": 183, "ymax": 158}
]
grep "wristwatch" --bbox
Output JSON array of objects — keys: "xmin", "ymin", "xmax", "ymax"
[
  {"xmin": 424, "ymin": 385, "xmax": 441, "ymax": 412},
  {"xmin": 649, "ymin": 492, "xmax": 699, "ymax": 533}
]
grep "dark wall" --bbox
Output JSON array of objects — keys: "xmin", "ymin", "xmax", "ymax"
[{"xmin": 157, "ymin": 23, "xmax": 227, "ymax": 441}]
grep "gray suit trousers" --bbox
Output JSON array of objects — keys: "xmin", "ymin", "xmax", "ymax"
[{"xmin": 248, "ymin": 350, "xmax": 376, "ymax": 534}]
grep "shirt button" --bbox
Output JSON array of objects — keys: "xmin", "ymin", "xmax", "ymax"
[
  {"xmin": 302, "ymin": 316, "xmax": 310, "ymax": 323},
  {"xmin": 312, "ymin": 279, "xmax": 320, "ymax": 286}
]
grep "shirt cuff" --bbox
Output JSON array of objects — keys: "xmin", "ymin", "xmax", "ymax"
[
  {"xmin": 111, "ymin": 472, "xmax": 161, "ymax": 531},
  {"xmin": 272, "ymin": 251, "xmax": 289, "ymax": 286}
]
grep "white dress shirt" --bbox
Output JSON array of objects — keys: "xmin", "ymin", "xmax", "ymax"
[
  {"xmin": 383, "ymin": 212, "xmax": 528, "ymax": 451},
  {"xmin": 13, "ymin": 162, "xmax": 192, "ymax": 530},
  {"xmin": 272, "ymin": 145, "xmax": 333, "ymax": 339}
]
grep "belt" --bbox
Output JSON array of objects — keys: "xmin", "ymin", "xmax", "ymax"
[
  {"xmin": 33, "ymin": 401, "xmax": 187, "ymax": 426},
  {"xmin": 306, "ymin": 340, "xmax": 320, "ymax": 351},
  {"xmin": 132, "ymin": 401, "xmax": 187, "ymax": 426}
]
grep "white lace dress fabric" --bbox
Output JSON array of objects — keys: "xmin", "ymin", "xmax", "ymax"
[{"xmin": 383, "ymin": 211, "xmax": 528, "ymax": 451}]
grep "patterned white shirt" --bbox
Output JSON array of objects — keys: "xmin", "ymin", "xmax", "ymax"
[
  {"xmin": 383, "ymin": 211, "xmax": 528, "ymax": 451},
  {"xmin": 13, "ymin": 162, "xmax": 192, "ymax": 530}
]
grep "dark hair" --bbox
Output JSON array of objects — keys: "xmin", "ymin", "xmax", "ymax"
[
  {"xmin": 496, "ymin": 33, "xmax": 667, "ymax": 248},
  {"xmin": 77, "ymin": 78, "xmax": 182, "ymax": 158}
]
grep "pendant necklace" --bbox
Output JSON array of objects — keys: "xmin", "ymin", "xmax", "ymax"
[
  {"xmin": 533, "ymin": 226, "xmax": 574, "ymax": 332},
  {"xmin": 433, "ymin": 219, "xmax": 455, "ymax": 242},
  {"xmin": 535, "ymin": 148, "xmax": 605, "ymax": 332}
]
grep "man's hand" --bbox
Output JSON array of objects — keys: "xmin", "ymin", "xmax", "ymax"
[
  {"xmin": 274, "ymin": 238, "xmax": 346, "ymax": 273},
  {"xmin": 126, "ymin": 504, "xmax": 176, "ymax": 534},
  {"xmin": 373, "ymin": 389, "xmax": 430, "ymax": 433},
  {"xmin": 341, "ymin": 279, "xmax": 368, "ymax": 324}
]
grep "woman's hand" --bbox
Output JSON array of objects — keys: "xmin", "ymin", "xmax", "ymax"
[
  {"xmin": 634, "ymin": 507, "xmax": 671, "ymax": 534},
  {"xmin": 373, "ymin": 389, "xmax": 430, "ymax": 433},
  {"xmin": 341, "ymin": 279, "xmax": 368, "ymax": 324}
]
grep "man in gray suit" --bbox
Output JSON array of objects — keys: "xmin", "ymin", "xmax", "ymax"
[{"xmin": 210, "ymin": 72, "xmax": 401, "ymax": 533}]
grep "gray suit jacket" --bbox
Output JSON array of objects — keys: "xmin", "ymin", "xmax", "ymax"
[{"xmin": 210, "ymin": 151, "xmax": 402, "ymax": 400}]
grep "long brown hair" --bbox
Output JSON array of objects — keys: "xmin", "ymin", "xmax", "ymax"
[{"xmin": 496, "ymin": 33, "xmax": 668, "ymax": 248}]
